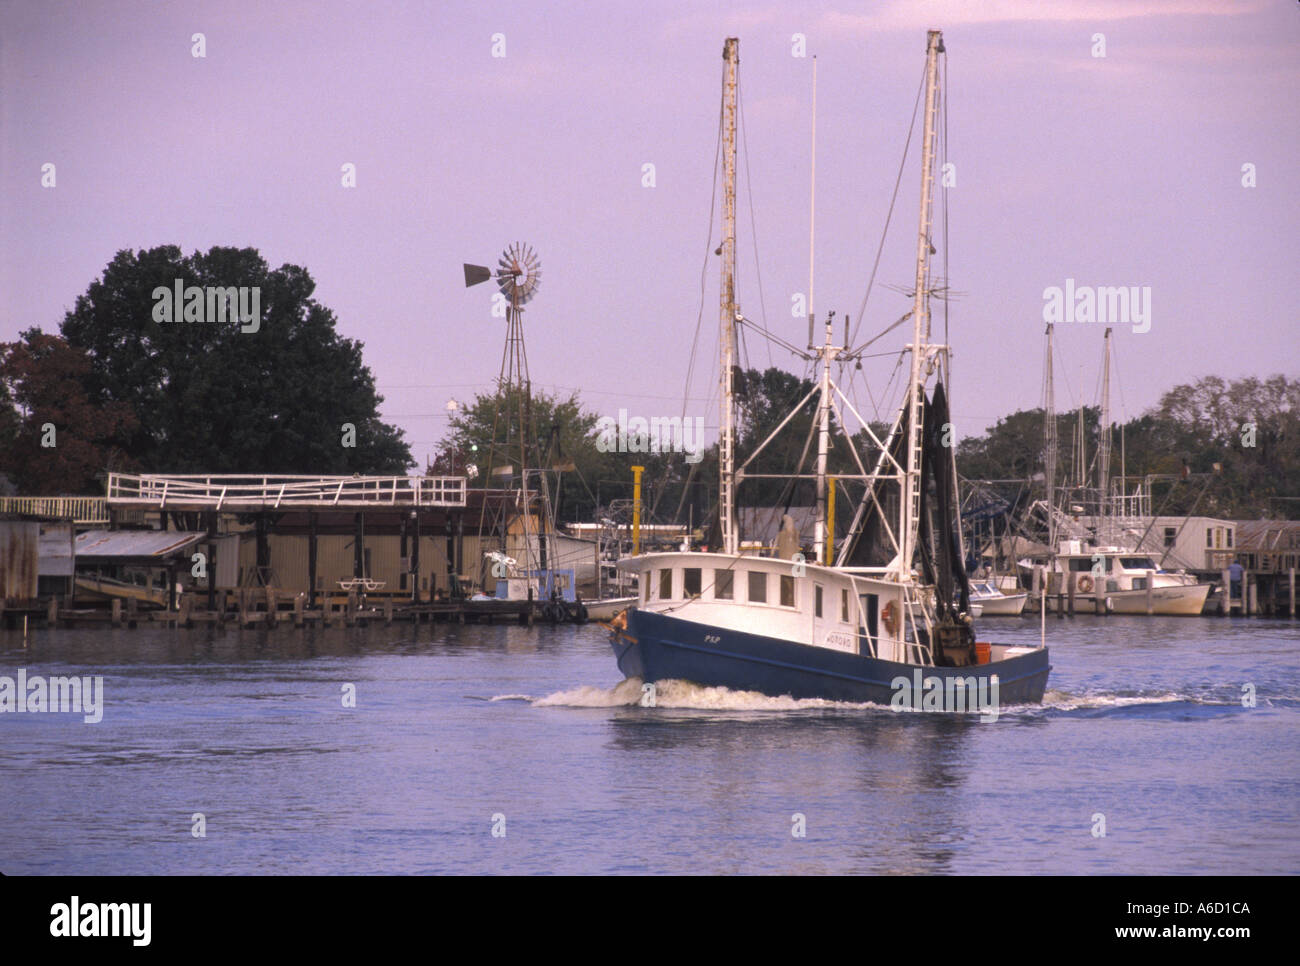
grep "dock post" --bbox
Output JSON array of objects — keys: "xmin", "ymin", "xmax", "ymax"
[
  {"xmin": 1145, "ymin": 574, "xmax": 1154, "ymax": 615},
  {"xmin": 179, "ymin": 592, "xmax": 192, "ymax": 628},
  {"xmin": 1289, "ymin": 567, "xmax": 1295, "ymax": 618},
  {"xmin": 347, "ymin": 590, "xmax": 357, "ymax": 626},
  {"xmin": 239, "ymin": 588, "xmax": 249, "ymax": 627},
  {"xmin": 1222, "ymin": 568, "xmax": 1231, "ymax": 615},
  {"xmin": 206, "ymin": 511, "xmax": 217, "ymax": 613},
  {"xmin": 308, "ymin": 511, "xmax": 318, "ymax": 611},
  {"xmin": 294, "ymin": 594, "xmax": 304, "ymax": 627},
  {"xmin": 1247, "ymin": 574, "xmax": 1257, "ymax": 616},
  {"xmin": 353, "ymin": 512, "xmax": 365, "ymax": 582},
  {"xmin": 126, "ymin": 595, "xmax": 138, "ymax": 628},
  {"xmin": 411, "ymin": 511, "xmax": 421, "ymax": 602},
  {"xmin": 47, "ymin": 596, "xmax": 58, "ymax": 627},
  {"xmin": 266, "ymin": 586, "xmax": 276, "ymax": 623},
  {"xmin": 384, "ymin": 596, "xmax": 393, "ymax": 625},
  {"xmin": 1067, "ymin": 576, "xmax": 1075, "ymax": 617}
]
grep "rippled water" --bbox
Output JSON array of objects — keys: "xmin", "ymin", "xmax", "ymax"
[{"xmin": 2, "ymin": 614, "xmax": 1297, "ymax": 874}]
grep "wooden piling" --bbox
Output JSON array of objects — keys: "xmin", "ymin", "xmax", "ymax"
[
  {"xmin": 1247, "ymin": 574, "xmax": 1257, "ymax": 616},
  {"xmin": 47, "ymin": 597, "xmax": 58, "ymax": 627},
  {"xmin": 308, "ymin": 511, "xmax": 318, "ymax": 611},
  {"xmin": 293, "ymin": 594, "xmax": 304, "ymax": 627},
  {"xmin": 1289, "ymin": 567, "xmax": 1296, "ymax": 618},
  {"xmin": 1221, "ymin": 567, "xmax": 1231, "ymax": 615},
  {"xmin": 1145, "ymin": 573, "xmax": 1153, "ymax": 615},
  {"xmin": 1067, "ymin": 576, "xmax": 1075, "ymax": 617},
  {"xmin": 111, "ymin": 598, "xmax": 122, "ymax": 627}
]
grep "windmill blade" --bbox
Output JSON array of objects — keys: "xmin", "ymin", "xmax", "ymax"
[{"xmin": 463, "ymin": 264, "xmax": 492, "ymax": 288}]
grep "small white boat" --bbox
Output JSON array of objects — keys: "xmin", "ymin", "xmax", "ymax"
[
  {"xmin": 583, "ymin": 596, "xmax": 638, "ymax": 621},
  {"xmin": 970, "ymin": 581, "xmax": 1028, "ymax": 616}
]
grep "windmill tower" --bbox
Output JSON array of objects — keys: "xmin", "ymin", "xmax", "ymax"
[{"xmin": 463, "ymin": 243, "xmax": 550, "ymax": 582}]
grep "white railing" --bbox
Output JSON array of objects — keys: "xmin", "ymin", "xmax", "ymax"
[
  {"xmin": 0, "ymin": 496, "xmax": 110, "ymax": 524},
  {"xmin": 105, "ymin": 473, "xmax": 467, "ymax": 508}
]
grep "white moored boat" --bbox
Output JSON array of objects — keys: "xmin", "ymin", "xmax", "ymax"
[
  {"xmin": 970, "ymin": 581, "xmax": 1028, "ymax": 616},
  {"xmin": 1045, "ymin": 546, "xmax": 1211, "ymax": 615}
]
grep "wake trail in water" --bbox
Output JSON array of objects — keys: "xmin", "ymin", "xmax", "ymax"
[
  {"xmin": 532, "ymin": 678, "xmax": 884, "ymax": 712},
  {"xmin": 500, "ymin": 681, "xmax": 1293, "ymax": 716}
]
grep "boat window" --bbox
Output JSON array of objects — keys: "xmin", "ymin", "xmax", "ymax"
[
  {"xmin": 1069, "ymin": 558, "xmax": 1095, "ymax": 572},
  {"xmin": 683, "ymin": 568, "xmax": 702, "ymax": 598},
  {"xmin": 780, "ymin": 575, "xmax": 795, "ymax": 608},
  {"xmin": 840, "ymin": 588, "xmax": 849, "ymax": 622},
  {"xmin": 747, "ymin": 571, "xmax": 767, "ymax": 603},
  {"xmin": 714, "ymin": 569, "xmax": 733, "ymax": 600},
  {"xmin": 1120, "ymin": 557, "xmax": 1156, "ymax": 570},
  {"xmin": 814, "ymin": 584, "xmax": 823, "ymax": 618},
  {"xmin": 659, "ymin": 568, "xmax": 672, "ymax": 599}
]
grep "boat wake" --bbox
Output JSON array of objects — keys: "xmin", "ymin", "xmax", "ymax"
[
  {"xmin": 496, "ymin": 682, "xmax": 1288, "ymax": 718},
  {"xmin": 533, "ymin": 678, "xmax": 885, "ymax": 712}
]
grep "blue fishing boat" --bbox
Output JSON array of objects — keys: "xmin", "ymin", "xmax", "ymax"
[{"xmin": 606, "ymin": 32, "xmax": 1050, "ymax": 712}]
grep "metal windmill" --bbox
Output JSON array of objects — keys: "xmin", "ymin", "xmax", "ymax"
[
  {"xmin": 463, "ymin": 243, "xmax": 553, "ymax": 583},
  {"xmin": 464, "ymin": 242, "xmax": 542, "ymax": 409}
]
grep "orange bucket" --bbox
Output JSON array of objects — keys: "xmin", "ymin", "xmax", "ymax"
[{"xmin": 974, "ymin": 641, "xmax": 991, "ymax": 665}]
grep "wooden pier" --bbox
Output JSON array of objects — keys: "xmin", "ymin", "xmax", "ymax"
[{"xmin": 4, "ymin": 590, "xmax": 599, "ymax": 631}]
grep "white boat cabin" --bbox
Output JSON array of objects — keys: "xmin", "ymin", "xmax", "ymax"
[
  {"xmin": 620, "ymin": 551, "xmax": 926, "ymax": 664},
  {"xmin": 1048, "ymin": 545, "xmax": 1199, "ymax": 595}
]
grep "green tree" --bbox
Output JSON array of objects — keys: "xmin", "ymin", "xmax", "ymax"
[
  {"xmin": 0, "ymin": 330, "xmax": 137, "ymax": 493},
  {"xmin": 440, "ymin": 384, "xmax": 614, "ymax": 523},
  {"xmin": 58, "ymin": 245, "xmax": 411, "ymax": 474}
]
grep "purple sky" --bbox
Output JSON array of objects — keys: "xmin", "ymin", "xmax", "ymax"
[{"xmin": 3, "ymin": 0, "xmax": 1297, "ymax": 468}]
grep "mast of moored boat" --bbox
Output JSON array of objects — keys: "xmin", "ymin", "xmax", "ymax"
[
  {"xmin": 1099, "ymin": 326, "xmax": 1112, "ymax": 532},
  {"xmin": 719, "ymin": 37, "xmax": 739, "ymax": 556},
  {"xmin": 899, "ymin": 29, "xmax": 944, "ymax": 580}
]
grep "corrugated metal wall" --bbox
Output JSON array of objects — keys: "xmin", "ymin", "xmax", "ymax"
[{"xmin": 0, "ymin": 520, "xmax": 40, "ymax": 603}]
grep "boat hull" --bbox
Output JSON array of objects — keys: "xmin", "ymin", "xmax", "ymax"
[
  {"xmin": 1043, "ymin": 583, "xmax": 1210, "ymax": 616},
  {"xmin": 611, "ymin": 608, "xmax": 1051, "ymax": 706},
  {"xmin": 972, "ymin": 593, "xmax": 1028, "ymax": 616},
  {"xmin": 583, "ymin": 596, "xmax": 638, "ymax": 621}
]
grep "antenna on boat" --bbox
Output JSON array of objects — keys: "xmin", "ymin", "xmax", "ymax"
[
  {"xmin": 900, "ymin": 29, "xmax": 944, "ymax": 579},
  {"xmin": 1099, "ymin": 326, "xmax": 1113, "ymax": 537},
  {"xmin": 807, "ymin": 54, "xmax": 817, "ymax": 350},
  {"xmin": 719, "ymin": 37, "xmax": 740, "ymax": 556}
]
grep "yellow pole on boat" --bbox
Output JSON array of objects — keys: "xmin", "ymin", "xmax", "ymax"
[
  {"xmin": 631, "ymin": 465, "xmax": 644, "ymax": 555},
  {"xmin": 826, "ymin": 476, "xmax": 836, "ymax": 566}
]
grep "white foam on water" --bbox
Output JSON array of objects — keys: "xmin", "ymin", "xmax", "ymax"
[
  {"xmin": 487, "ymin": 694, "xmax": 534, "ymax": 702},
  {"xmin": 532, "ymin": 677, "xmax": 646, "ymax": 707},
  {"xmin": 534, "ymin": 677, "xmax": 885, "ymax": 713},
  {"xmin": 1039, "ymin": 689, "xmax": 1187, "ymax": 712}
]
